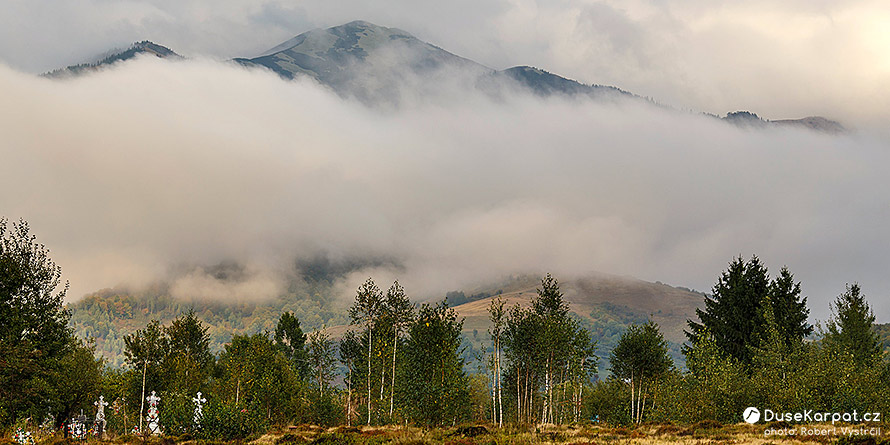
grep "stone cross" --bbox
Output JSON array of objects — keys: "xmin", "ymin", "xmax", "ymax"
[
  {"xmin": 192, "ymin": 392, "xmax": 207, "ymax": 427},
  {"xmin": 94, "ymin": 395, "xmax": 108, "ymax": 437},
  {"xmin": 94, "ymin": 396, "xmax": 108, "ymax": 422},
  {"xmin": 146, "ymin": 391, "xmax": 161, "ymax": 435}
]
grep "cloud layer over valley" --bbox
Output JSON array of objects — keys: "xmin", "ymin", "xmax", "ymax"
[{"xmin": 2, "ymin": 55, "xmax": 889, "ymax": 322}]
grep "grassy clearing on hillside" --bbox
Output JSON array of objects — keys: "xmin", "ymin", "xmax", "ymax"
[{"xmin": 9, "ymin": 422, "xmax": 888, "ymax": 445}]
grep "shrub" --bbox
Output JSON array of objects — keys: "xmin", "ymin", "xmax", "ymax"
[
  {"xmin": 198, "ymin": 400, "xmax": 267, "ymax": 441},
  {"xmin": 586, "ymin": 380, "xmax": 631, "ymax": 426}
]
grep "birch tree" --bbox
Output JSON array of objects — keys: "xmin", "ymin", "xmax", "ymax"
[
  {"xmin": 609, "ymin": 320, "xmax": 672, "ymax": 423},
  {"xmin": 123, "ymin": 319, "xmax": 167, "ymax": 434},
  {"xmin": 487, "ymin": 296, "xmax": 506, "ymax": 427},
  {"xmin": 348, "ymin": 278, "xmax": 383, "ymax": 425},
  {"xmin": 384, "ymin": 280, "xmax": 413, "ymax": 418},
  {"xmin": 338, "ymin": 330, "xmax": 362, "ymax": 426}
]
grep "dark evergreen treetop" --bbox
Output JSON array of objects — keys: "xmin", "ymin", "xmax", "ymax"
[
  {"xmin": 687, "ymin": 256, "xmax": 769, "ymax": 366},
  {"xmin": 824, "ymin": 283, "xmax": 883, "ymax": 366},
  {"xmin": 768, "ymin": 267, "xmax": 813, "ymax": 348},
  {"xmin": 687, "ymin": 256, "xmax": 814, "ymax": 368}
]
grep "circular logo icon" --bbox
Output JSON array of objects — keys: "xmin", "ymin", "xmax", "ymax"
[{"xmin": 743, "ymin": 407, "xmax": 761, "ymax": 424}]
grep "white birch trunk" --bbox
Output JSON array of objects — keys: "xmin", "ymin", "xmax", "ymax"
[
  {"xmin": 139, "ymin": 360, "xmax": 146, "ymax": 434},
  {"xmin": 389, "ymin": 326, "xmax": 397, "ymax": 417},
  {"xmin": 367, "ymin": 326, "xmax": 372, "ymax": 426}
]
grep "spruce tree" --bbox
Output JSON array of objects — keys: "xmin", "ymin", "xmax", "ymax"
[
  {"xmin": 824, "ymin": 283, "xmax": 882, "ymax": 366},
  {"xmin": 768, "ymin": 267, "xmax": 812, "ymax": 348},
  {"xmin": 686, "ymin": 255, "xmax": 770, "ymax": 366}
]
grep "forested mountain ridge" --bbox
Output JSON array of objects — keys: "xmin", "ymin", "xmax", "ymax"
[
  {"xmin": 43, "ymin": 21, "xmax": 843, "ymax": 131},
  {"xmin": 42, "ymin": 40, "xmax": 181, "ymax": 78},
  {"xmin": 68, "ymin": 272, "xmax": 705, "ymax": 370}
]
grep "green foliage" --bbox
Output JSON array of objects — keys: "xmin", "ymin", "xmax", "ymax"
[
  {"xmin": 0, "ymin": 218, "xmax": 75, "ymax": 426},
  {"xmin": 163, "ymin": 310, "xmax": 213, "ymax": 394},
  {"xmin": 824, "ymin": 284, "xmax": 883, "ymax": 366},
  {"xmin": 306, "ymin": 329, "xmax": 337, "ymax": 394},
  {"xmin": 656, "ymin": 329, "xmax": 750, "ymax": 423},
  {"xmin": 609, "ymin": 321, "xmax": 672, "ymax": 383},
  {"xmin": 585, "ymin": 379, "xmax": 631, "ymax": 425},
  {"xmin": 769, "ymin": 267, "xmax": 813, "ymax": 348},
  {"xmin": 306, "ymin": 389, "xmax": 344, "ymax": 427},
  {"xmin": 609, "ymin": 320, "xmax": 672, "ymax": 423},
  {"xmin": 275, "ymin": 312, "xmax": 310, "ymax": 378},
  {"xmin": 215, "ymin": 333, "xmax": 303, "ymax": 425},
  {"xmin": 400, "ymin": 301, "xmax": 471, "ymax": 426},
  {"xmin": 687, "ymin": 257, "xmax": 811, "ymax": 368},
  {"xmin": 338, "ymin": 330, "xmax": 362, "ymax": 426},
  {"xmin": 51, "ymin": 338, "xmax": 105, "ymax": 425},
  {"xmin": 157, "ymin": 391, "xmax": 195, "ymax": 436},
  {"xmin": 68, "ymin": 284, "xmax": 351, "ymax": 368},
  {"xmin": 502, "ymin": 274, "xmax": 597, "ymax": 425},
  {"xmin": 198, "ymin": 398, "xmax": 268, "ymax": 441},
  {"xmin": 687, "ymin": 256, "xmax": 770, "ymax": 366}
]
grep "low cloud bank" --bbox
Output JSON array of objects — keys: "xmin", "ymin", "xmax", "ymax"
[{"xmin": 1, "ymin": 56, "xmax": 888, "ymax": 321}]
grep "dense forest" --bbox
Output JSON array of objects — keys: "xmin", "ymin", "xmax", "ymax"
[{"xmin": 3, "ymin": 218, "xmax": 890, "ymax": 442}]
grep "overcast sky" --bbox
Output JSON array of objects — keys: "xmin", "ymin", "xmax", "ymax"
[
  {"xmin": 2, "ymin": 0, "xmax": 889, "ymax": 322},
  {"xmin": 2, "ymin": 0, "xmax": 889, "ymax": 126}
]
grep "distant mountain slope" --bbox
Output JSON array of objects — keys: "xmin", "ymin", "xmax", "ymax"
[
  {"xmin": 68, "ymin": 269, "xmax": 704, "ymax": 371},
  {"xmin": 235, "ymin": 20, "xmax": 489, "ymax": 104},
  {"xmin": 238, "ymin": 20, "xmax": 484, "ymax": 80},
  {"xmin": 43, "ymin": 41, "xmax": 181, "ymax": 78},
  {"xmin": 721, "ymin": 111, "xmax": 845, "ymax": 133},
  {"xmin": 41, "ymin": 22, "xmax": 845, "ymax": 131},
  {"xmin": 450, "ymin": 273, "xmax": 703, "ymax": 371},
  {"xmin": 495, "ymin": 66, "xmax": 633, "ymax": 101},
  {"xmin": 876, "ymin": 323, "xmax": 890, "ymax": 356},
  {"xmin": 772, "ymin": 116, "xmax": 846, "ymax": 134}
]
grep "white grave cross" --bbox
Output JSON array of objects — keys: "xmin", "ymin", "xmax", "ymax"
[
  {"xmin": 94, "ymin": 395, "xmax": 108, "ymax": 422},
  {"xmin": 192, "ymin": 392, "xmax": 207, "ymax": 427},
  {"xmin": 146, "ymin": 391, "xmax": 161, "ymax": 435}
]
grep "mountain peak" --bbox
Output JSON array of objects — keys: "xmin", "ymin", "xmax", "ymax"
[
  {"xmin": 43, "ymin": 40, "xmax": 181, "ymax": 77},
  {"xmin": 237, "ymin": 20, "xmax": 485, "ymax": 104}
]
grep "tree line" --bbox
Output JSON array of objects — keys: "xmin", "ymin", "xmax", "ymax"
[
  {"xmin": 593, "ymin": 256, "xmax": 890, "ymax": 425},
  {"xmin": 3, "ymin": 218, "xmax": 889, "ymax": 439}
]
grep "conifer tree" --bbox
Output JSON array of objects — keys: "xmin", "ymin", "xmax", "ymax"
[
  {"xmin": 768, "ymin": 267, "xmax": 813, "ymax": 348},
  {"xmin": 686, "ymin": 256, "xmax": 770, "ymax": 366},
  {"xmin": 824, "ymin": 283, "xmax": 883, "ymax": 366}
]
